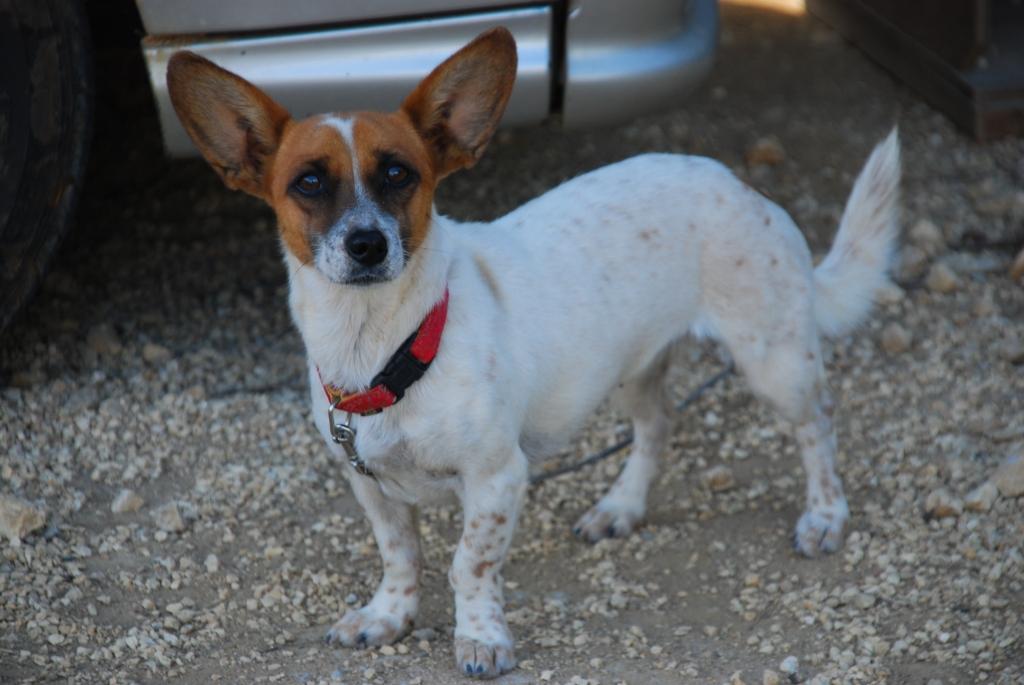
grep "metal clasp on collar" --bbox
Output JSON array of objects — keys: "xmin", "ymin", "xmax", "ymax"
[{"xmin": 327, "ymin": 406, "xmax": 373, "ymax": 477}]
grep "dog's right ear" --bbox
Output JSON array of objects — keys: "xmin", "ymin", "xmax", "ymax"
[{"xmin": 166, "ymin": 52, "xmax": 291, "ymax": 199}]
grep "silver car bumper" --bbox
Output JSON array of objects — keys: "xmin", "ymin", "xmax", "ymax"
[{"xmin": 140, "ymin": 0, "xmax": 717, "ymax": 156}]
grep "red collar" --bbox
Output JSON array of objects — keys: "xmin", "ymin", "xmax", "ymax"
[{"xmin": 318, "ymin": 288, "xmax": 450, "ymax": 416}]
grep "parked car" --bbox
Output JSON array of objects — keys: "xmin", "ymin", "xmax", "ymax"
[{"xmin": 0, "ymin": 0, "xmax": 717, "ymax": 330}]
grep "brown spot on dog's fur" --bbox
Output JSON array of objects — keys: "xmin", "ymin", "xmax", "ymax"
[
  {"xmin": 473, "ymin": 560, "xmax": 495, "ymax": 578},
  {"xmin": 493, "ymin": 513, "xmax": 507, "ymax": 525},
  {"xmin": 403, "ymin": 585, "xmax": 416, "ymax": 596},
  {"xmin": 735, "ymin": 257, "xmax": 745, "ymax": 267}
]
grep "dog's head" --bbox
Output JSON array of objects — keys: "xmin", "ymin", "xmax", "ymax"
[{"xmin": 166, "ymin": 28, "xmax": 517, "ymax": 286}]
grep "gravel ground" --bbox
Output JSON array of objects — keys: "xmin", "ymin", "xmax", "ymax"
[{"xmin": 2, "ymin": 5, "xmax": 1024, "ymax": 684}]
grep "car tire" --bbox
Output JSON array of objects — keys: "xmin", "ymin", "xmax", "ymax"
[{"xmin": 0, "ymin": 0, "xmax": 92, "ymax": 333}]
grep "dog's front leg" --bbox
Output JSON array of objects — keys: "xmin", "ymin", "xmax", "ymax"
[
  {"xmin": 326, "ymin": 473, "xmax": 421, "ymax": 647},
  {"xmin": 450, "ymin": 448, "xmax": 528, "ymax": 678}
]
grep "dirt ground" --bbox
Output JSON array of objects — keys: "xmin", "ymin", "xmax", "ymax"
[{"xmin": 2, "ymin": 3, "xmax": 1023, "ymax": 684}]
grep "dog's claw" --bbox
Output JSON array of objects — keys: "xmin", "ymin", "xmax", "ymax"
[
  {"xmin": 455, "ymin": 637, "xmax": 516, "ymax": 679},
  {"xmin": 325, "ymin": 606, "xmax": 412, "ymax": 648},
  {"xmin": 794, "ymin": 505, "xmax": 848, "ymax": 557},
  {"xmin": 572, "ymin": 502, "xmax": 642, "ymax": 543}
]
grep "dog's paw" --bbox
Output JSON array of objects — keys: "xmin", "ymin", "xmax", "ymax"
[
  {"xmin": 572, "ymin": 500, "xmax": 643, "ymax": 543},
  {"xmin": 794, "ymin": 501, "xmax": 849, "ymax": 557},
  {"xmin": 324, "ymin": 605, "xmax": 413, "ymax": 648},
  {"xmin": 454, "ymin": 637, "xmax": 516, "ymax": 679}
]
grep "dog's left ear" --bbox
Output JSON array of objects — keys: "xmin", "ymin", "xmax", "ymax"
[{"xmin": 401, "ymin": 27, "xmax": 517, "ymax": 179}]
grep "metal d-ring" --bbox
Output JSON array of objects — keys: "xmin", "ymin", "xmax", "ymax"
[{"xmin": 326, "ymin": 406, "xmax": 374, "ymax": 477}]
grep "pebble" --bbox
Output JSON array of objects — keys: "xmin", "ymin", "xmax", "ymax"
[
  {"xmin": 898, "ymin": 245, "xmax": 929, "ymax": 280},
  {"xmin": 925, "ymin": 263, "xmax": 960, "ymax": 294},
  {"xmin": 0, "ymin": 496, "xmax": 46, "ymax": 543},
  {"xmin": 111, "ymin": 488, "xmax": 144, "ymax": 514},
  {"xmin": 763, "ymin": 670, "xmax": 781, "ymax": 685},
  {"xmin": 701, "ymin": 465, "xmax": 736, "ymax": 492},
  {"xmin": 924, "ymin": 488, "xmax": 962, "ymax": 518},
  {"xmin": 875, "ymin": 281, "xmax": 905, "ymax": 305},
  {"xmin": 411, "ymin": 627, "xmax": 438, "ymax": 642},
  {"xmin": 86, "ymin": 323, "xmax": 122, "ymax": 356},
  {"xmin": 746, "ymin": 137, "xmax": 785, "ymax": 166},
  {"xmin": 999, "ymin": 336, "xmax": 1024, "ymax": 365},
  {"xmin": 992, "ymin": 454, "xmax": 1024, "ymax": 497},
  {"xmin": 1012, "ymin": 247, "xmax": 1024, "ymax": 282},
  {"xmin": 880, "ymin": 323, "xmax": 912, "ymax": 354},
  {"xmin": 142, "ymin": 343, "xmax": 172, "ymax": 364},
  {"xmin": 908, "ymin": 218, "xmax": 945, "ymax": 256},
  {"xmin": 964, "ymin": 482, "xmax": 998, "ymax": 512},
  {"xmin": 152, "ymin": 502, "xmax": 187, "ymax": 533},
  {"xmin": 779, "ymin": 656, "xmax": 799, "ymax": 676},
  {"xmin": 205, "ymin": 553, "xmax": 220, "ymax": 573}
]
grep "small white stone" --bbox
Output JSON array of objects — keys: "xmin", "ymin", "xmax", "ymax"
[
  {"xmin": 111, "ymin": 489, "xmax": 144, "ymax": 514},
  {"xmin": 924, "ymin": 488, "xmax": 963, "ymax": 519},
  {"xmin": 880, "ymin": 323, "xmax": 912, "ymax": 355},
  {"xmin": 746, "ymin": 137, "xmax": 785, "ymax": 166},
  {"xmin": 999, "ymin": 337, "xmax": 1024, "ymax": 365},
  {"xmin": 701, "ymin": 465, "xmax": 736, "ymax": 492},
  {"xmin": 925, "ymin": 262, "xmax": 960, "ymax": 294},
  {"xmin": 204, "ymin": 553, "xmax": 220, "ymax": 573},
  {"xmin": 85, "ymin": 323, "xmax": 122, "ymax": 356},
  {"xmin": 964, "ymin": 482, "xmax": 999, "ymax": 512},
  {"xmin": 898, "ymin": 245, "xmax": 929, "ymax": 280},
  {"xmin": 152, "ymin": 502, "xmax": 186, "ymax": 533},
  {"xmin": 992, "ymin": 454, "xmax": 1024, "ymax": 497},
  {"xmin": 909, "ymin": 218, "xmax": 945, "ymax": 256},
  {"xmin": 0, "ymin": 496, "xmax": 46, "ymax": 542},
  {"xmin": 779, "ymin": 656, "xmax": 799, "ymax": 675},
  {"xmin": 142, "ymin": 343, "xmax": 172, "ymax": 364}
]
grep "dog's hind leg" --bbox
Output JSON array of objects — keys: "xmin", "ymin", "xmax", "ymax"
[
  {"xmin": 325, "ymin": 474, "xmax": 421, "ymax": 647},
  {"xmin": 715, "ymin": 306, "xmax": 849, "ymax": 557},
  {"xmin": 573, "ymin": 350, "xmax": 672, "ymax": 542}
]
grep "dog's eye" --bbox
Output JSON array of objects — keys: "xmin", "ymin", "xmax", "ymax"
[
  {"xmin": 384, "ymin": 163, "xmax": 411, "ymax": 188},
  {"xmin": 293, "ymin": 172, "xmax": 324, "ymax": 197}
]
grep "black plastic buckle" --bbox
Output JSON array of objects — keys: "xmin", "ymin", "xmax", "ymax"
[{"xmin": 370, "ymin": 330, "xmax": 432, "ymax": 403}]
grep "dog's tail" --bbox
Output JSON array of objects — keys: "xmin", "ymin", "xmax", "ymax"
[{"xmin": 813, "ymin": 128, "xmax": 900, "ymax": 338}]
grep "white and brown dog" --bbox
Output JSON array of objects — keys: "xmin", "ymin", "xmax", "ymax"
[{"xmin": 167, "ymin": 28, "xmax": 899, "ymax": 678}]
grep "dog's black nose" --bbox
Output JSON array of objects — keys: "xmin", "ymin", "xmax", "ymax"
[{"xmin": 345, "ymin": 229, "xmax": 388, "ymax": 267}]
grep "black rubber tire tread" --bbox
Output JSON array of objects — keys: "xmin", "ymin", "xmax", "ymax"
[{"xmin": 0, "ymin": 0, "xmax": 93, "ymax": 333}]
